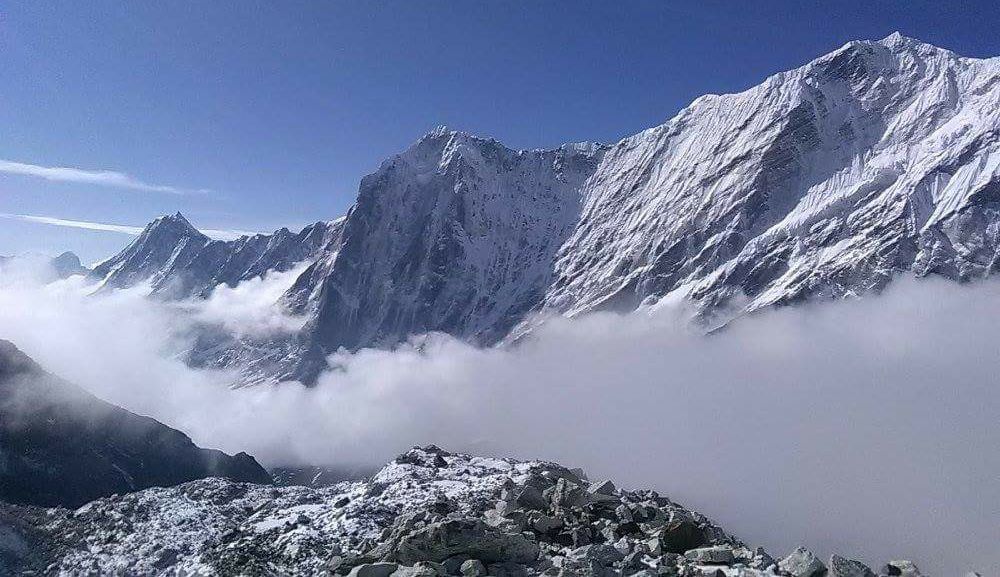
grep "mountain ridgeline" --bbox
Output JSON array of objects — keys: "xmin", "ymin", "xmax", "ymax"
[
  {"xmin": 92, "ymin": 34, "xmax": 1000, "ymax": 384},
  {"xmin": 0, "ymin": 341, "xmax": 270, "ymax": 507}
]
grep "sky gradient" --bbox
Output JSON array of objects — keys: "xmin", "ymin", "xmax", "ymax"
[{"xmin": 3, "ymin": 1, "xmax": 1000, "ymax": 262}]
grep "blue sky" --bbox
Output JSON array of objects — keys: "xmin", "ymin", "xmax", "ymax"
[{"xmin": 2, "ymin": 1, "xmax": 1000, "ymax": 262}]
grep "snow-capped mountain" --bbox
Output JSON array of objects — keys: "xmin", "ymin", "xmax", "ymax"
[
  {"xmin": 283, "ymin": 129, "xmax": 605, "ymax": 381},
  {"xmin": 541, "ymin": 32, "xmax": 1000, "ymax": 320},
  {"xmin": 93, "ymin": 34, "xmax": 1000, "ymax": 385},
  {"xmin": 90, "ymin": 212, "xmax": 345, "ymax": 299},
  {"xmin": 0, "ymin": 445, "xmax": 925, "ymax": 577},
  {"xmin": 0, "ymin": 340, "xmax": 270, "ymax": 508}
]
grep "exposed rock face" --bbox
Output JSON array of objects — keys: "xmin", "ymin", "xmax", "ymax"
[
  {"xmin": 282, "ymin": 131, "xmax": 605, "ymax": 382},
  {"xmin": 0, "ymin": 445, "xmax": 928, "ymax": 576},
  {"xmin": 0, "ymin": 340, "xmax": 270, "ymax": 508},
  {"xmin": 280, "ymin": 34, "xmax": 1000, "ymax": 383},
  {"xmin": 90, "ymin": 212, "xmax": 345, "ymax": 299}
]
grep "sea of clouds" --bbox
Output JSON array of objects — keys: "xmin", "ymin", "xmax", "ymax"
[{"xmin": 0, "ymin": 262, "xmax": 996, "ymax": 576}]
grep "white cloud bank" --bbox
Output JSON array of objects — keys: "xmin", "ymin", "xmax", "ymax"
[
  {"xmin": 0, "ymin": 269, "xmax": 996, "ymax": 576},
  {"xmin": 0, "ymin": 159, "xmax": 210, "ymax": 195}
]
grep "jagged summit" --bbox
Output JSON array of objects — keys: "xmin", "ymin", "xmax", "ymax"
[
  {"xmin": 144, "ymin": 211, "xmax": 204, "ymax": 237},
  {"xmin": 90, "ymin": 213, "xmax": 346, "ymax": 298}
]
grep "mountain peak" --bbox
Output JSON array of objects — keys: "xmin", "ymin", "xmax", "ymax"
[
  {"xmin": 144, "ymin": 211, "xmax": 205, "ymax": 239},
  {"xmin": 874, "ymin": 31, "xmax": 957, "ymax": 57},
  {"xmin": 879, "ymin": 30, "xmax": 908, "ymax": 45}
]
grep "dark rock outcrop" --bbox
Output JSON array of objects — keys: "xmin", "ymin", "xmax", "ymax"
[{"xmin": 0, "ymin": 340, "xmax": 270, "ymax": 508}]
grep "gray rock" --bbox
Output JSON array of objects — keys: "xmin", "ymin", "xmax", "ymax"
[
  {"xmin": 683, "ymin": 546, "xmax": 734, "ymax": 566},
  {"xmin": 566, "ymin": 544, "xmax": 625, "ymax": 567},
  {"xmin": 747, "ymin": 547, "xmax": 776, "ymax": 570},
  {"xmin": 621, "ymin": 550, "xmax": 647, "ymax": 572},
  {"xmin": 487, "ymin": 562, "xmax": 529, "ymax": 577},
  {"xmin": 779, "ymin": 547, "xmax": 827, "ymax": 577},
  {"xmin": 514, "ymin": 485, "xmax": 549, "ymax": 510},
  {"xmin": 442, "ymin": 556, "xmax": 471, "ymax": 575},
  {"xmin": 548, "ymin": 478, "xmax": 587, "ymax": 509},
  {"xmin": 829, "ymin": 555, "xmax": 874, "ymax": 577},
  {"xmin": 616, "ymin": 504, "xmax": 634, "ymax": 523},
  {"xmin": 385, "ymin": 518, "xmax": 539, "ymax": 565},
  {"xmin": 532, "ymin": 514, "xmax": 564, "ymax": 534},
  {"xmin": 391, "ymin": 564, "xmax": 440, "ymax": 577},
  {"xmin": 589, "ymin": 480, "xmax": 617, "ymax": 496},
  {"xmin": 348, "ymin": 563, "xmax": 400, "ymax": 577},
  {"xmin": 645, "ymin": 536, "xmax": 663, "ymax": 557},
  {"xmin": 882, "ymin": 560, "xmax": 923, "ymax": 577},
  {"xmin": 658, "ymin": 521, "xmax": 706, "ymax": 554},
  {"xmin": 460, "ymin": 559, "xmax": 487, "ymax": 577}
]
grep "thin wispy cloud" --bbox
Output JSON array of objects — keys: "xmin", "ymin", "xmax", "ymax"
[
  {"xmin": 0, "ymin": 213, "xmax": 257, "ymax": 241},
  {"xmin": 0, "ymin": 159, "xmax": 210, "ymax": 195}
]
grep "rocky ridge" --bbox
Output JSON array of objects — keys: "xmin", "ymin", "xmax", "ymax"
[
  {"xmin": 90, "ymin": 213, "xmax": 345, "ymax": 300},
  {"xmin": 0, "ymin": 340, "xmax": 271, "ymax": 508},
  {"xmin": 0, "ymin": 446, "xmax": 931, "ymax": 577}
]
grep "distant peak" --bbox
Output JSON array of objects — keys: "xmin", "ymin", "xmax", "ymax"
[
  {"xmin": 874, "ymin": 31, "xmax": 956, "ymax": 56},
  {"xmin": 144, "ymin": 211, "xmax": 205, "ymax": 239},
  {"xmin": 878, "ymin": 31, "xmax": 918, "ymax": 49}
]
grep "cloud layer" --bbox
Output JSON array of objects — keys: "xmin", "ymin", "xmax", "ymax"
[
  {"xmin": 0, "ymin": 159, "xmax": 209, "ymax": 195},
  {"xmin": 0, "ymin": 268, "xmax": 995, "ymax": 576}
]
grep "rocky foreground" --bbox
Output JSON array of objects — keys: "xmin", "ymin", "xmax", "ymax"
[{"xmin": 0, "ymin": 446, "xmax": 938, "ymax": 577}]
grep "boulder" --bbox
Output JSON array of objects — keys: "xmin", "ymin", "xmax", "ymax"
[
  {"xmin": 829, "ymin": 555, "xmax": 874, "ymax": 577},
  {"xmin": 566, "ymin": 543, "xmax": 625, "ymax": 567},
  {"xmin": 779, "ymin": 547, "xmax": 826, "ymax": 577},
  {"xmin": 487, "ymin": 562, "xmax": 529, "ymax": 577},
  {"xmin": 513, "ymin": 485, "xmax": 549, "ymax": 511},
  {"xmin": 747, "ymin": 547, "xmax": 776, "ymax": 570},
  {"xmin": 391, "ymin": 564, "xmax": 440, "ymax": 577},
  {"xmin": 384, "ymin": 519, "xmax": 539, "ymax": 565},
  {"xmin": 460, "ymin": 559, "xmax": 487, "ymax": 577},
  {"xmin": 658, "ymin": 521, "xmax": 706, "ymax": 554},
  {"xmin": 547, "ymin": 478, "xmax": 587, "ymax": 509},
  {"xmin": 882, "ymin": 560, "xmax": 923, "ymax": 577},
  {"xmin": 532, "ymin": 514, "xmax": 564, "ymax": 534},
  {"xmin": 348, "ymin": 563, "xmax": 400, "ymax": 577},
  {"xmin": 683, "ymin": 546, "xmax": 734, "ymax": 565},
  {"xmin": 590, "ymin": 480, "xmax": 617, "ymax": 496}
]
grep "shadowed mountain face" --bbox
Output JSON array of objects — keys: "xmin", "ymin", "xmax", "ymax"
[{"xmin": 0, "ymin": 340, "xmax": 270, "ymax": 507}]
